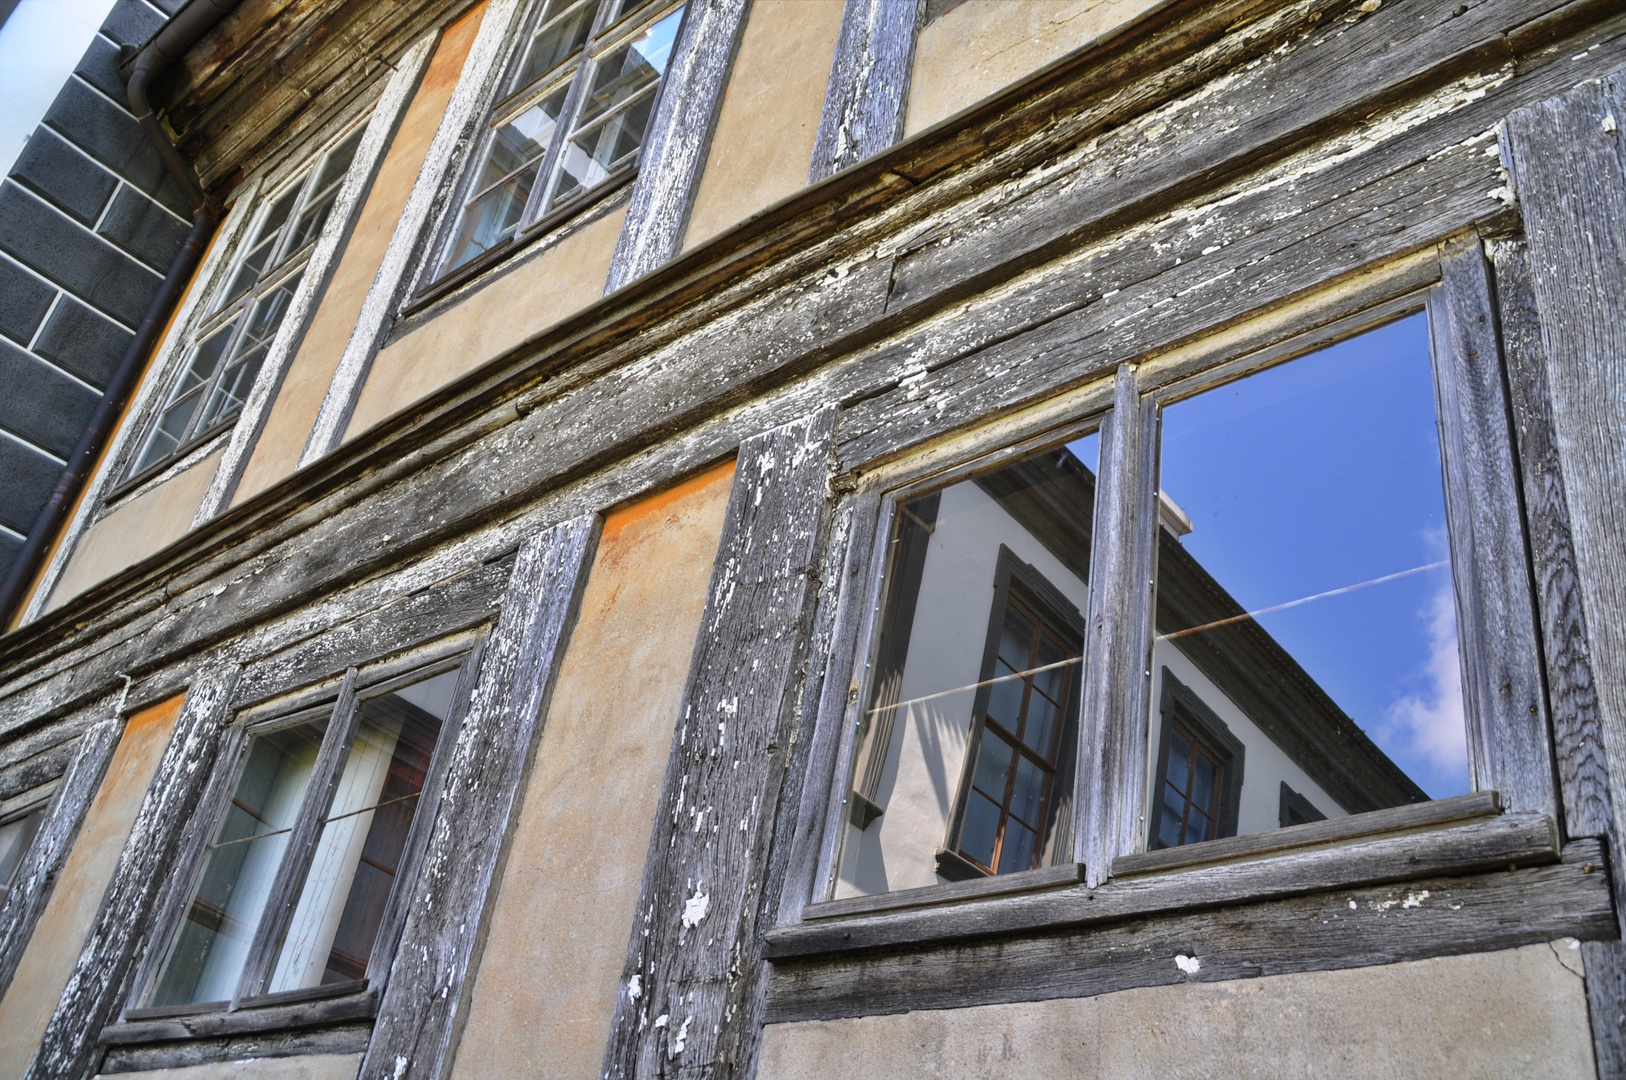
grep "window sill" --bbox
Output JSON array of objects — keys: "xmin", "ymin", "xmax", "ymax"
[
  {"xmin": 100, "ymin": 985, "xmax": 377, "ymax": 1046},
  {"xmin": 806, "ymin": 861, "xmax": 1084, "ymax": 923},
  {"xmin": 764, "ymin": 792, "xmax": 1556, "ymax": 961},
  {"xmin": 104, "ymin": 415, "xmax": 239, "ymax": 506}
]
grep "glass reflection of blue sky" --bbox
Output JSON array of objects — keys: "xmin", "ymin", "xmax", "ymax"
[{"xmin": 1156, "ymin": 313, "xmax": 1468, "ymax": 798}]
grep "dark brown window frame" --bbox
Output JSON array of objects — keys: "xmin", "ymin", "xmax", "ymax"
[{"xmin": 1147, "ymin": 667, "xmax": 1244, "ymax": 849}]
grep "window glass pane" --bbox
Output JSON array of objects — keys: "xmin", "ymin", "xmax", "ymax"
[
  {"xmin": 514, "ymin": 0, "xmax": 602, "ymax": 88},
  {"xmin": 1147, "ymin": 312, "xmax": 1463, "ymax": 851},
  {"xmin": 222, "ymin": 186, "xmax": 300, "ymax": 306},
  {"xmin": 286, "ymin": 128, "xmax": 366, "ymax": 253},
  {"xmin": 443, "ymin": 90, "xmax": 569, "ymax": 272},
  {"xmin": 547, "ymin": 6, "xmax": 681, "ymax": 211},
  {"xmin": 834, "ymin": 432, "xmax": 1097, "ymax": 897},
  {"xmin": 0, "ymin": 807, "xmax": 45, "ymax": 894},
  {"xmin": 149, "ymin": 720, "xmax": 328, "ymax": 1007},
  {"xmin": 134, "ymin": 325, "xmax": 234, "ymax": 473},
  {"xmin": 267, "ymin": 668, "xmax": 457, "ymax": 993},
  {"xmin": 198, "ymin": 275, "xmax": 301, "ymax": 432}
]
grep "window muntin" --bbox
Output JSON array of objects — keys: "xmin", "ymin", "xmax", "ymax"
[
  {"xmin": 0, "ymin": 802, "xmax": 46, "ymax": 901},
  {"xmin": 146, "ymin": 664, "xmax": 463, "ymax": 1009},
  {"xmin": 129, "ymin": 128, "xmax": 365, "ymax": 478},
  {"xmin": 835, "ymin": 434, "xmax": 1097, "ymax": 899},
  {"xmin": 1147, "ymin": 311, "xmax": 1460, "ymax": 850},
  {"xmin": 437, "ymin": 0, "xmax": 685, "ymax": 275}
]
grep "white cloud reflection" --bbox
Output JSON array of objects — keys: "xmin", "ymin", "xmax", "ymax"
[{"xmin": 1380, "ymin": 571, "xmax": 1468, "ymax": 783}]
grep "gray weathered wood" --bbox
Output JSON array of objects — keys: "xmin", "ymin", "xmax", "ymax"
[
  {"xmin": 1427, "ymin": 236, "xmax": 1557, "ymax": 817},
  {"xmin": 608, "ymin": 0, "xmax": 754, "ymax": 290},
  {"xmin": 1076, "ymin": 367, "xmax": 1158, "ymax": 886},
  {"xmin": 357, "ymin": 514, "xmax": 598, "ymax": 1080},
  {"xmin": 98, "ymin": 1021, "xmax": 372, "ymax": 1075},
  {"xmin": 26, "ymin": 665, "xmax": 239, "ymax": 1080},
  {"xmin": 102, "ymin": 987, "xmax": 377, "ymax": 1044},
  {"xmin": 1488, "ymin": 235, "xmax": 1614, "ymax": 842},
  {"xmin": 1585, "ymin": 940, "xmax": 1626, "ymax": 1080},
  {"xmin": 764, "ymin": 811, "xmax": 1559, "ymax": 960},
  {"xmin": 766, "ymin": 838, "xmax": 1608, "ymax": 1022},
  {"xmin": 602, "ymin": 409, "xmax": 836, "ymax": 1079},
  {"xmin": 1112, "ymin": 790, "xmax": 1501, "ymax": 878},
  {"xmin": 809, "ymin": 0, "xmax": 923, "ymax": 181},
  {"xmin": 0, "ymin": 716, "xmax": 123, "ymax": 1004},
  {"xmin": 804, "ymin": 862, "xmax": 1084, "ymax": 922}
]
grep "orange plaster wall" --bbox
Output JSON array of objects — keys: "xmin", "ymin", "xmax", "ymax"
[
  {"xmin": 448, "ymin": 460, "xmax": 737, "ymax": 1080},
  {"xmin": 231, "ymin": 2, "xmax": 489, "ymax": 506},
  {"xmin": 0, "ymin": 694, "xmax": 186, "ymax": 1076}
]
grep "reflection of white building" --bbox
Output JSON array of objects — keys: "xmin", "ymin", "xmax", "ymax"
[{"xmin": 838, "ymin": 448, "xmax": 1426, "ymax": 899}]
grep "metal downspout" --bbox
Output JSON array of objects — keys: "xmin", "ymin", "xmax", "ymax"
[{"xmin": 0, "ymin": 0, "xmax": 238, "ymax": 628}]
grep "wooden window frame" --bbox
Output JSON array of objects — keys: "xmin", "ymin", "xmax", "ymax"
[
  {"xmin": 423, "ymin": 0, "xmax": 690, "ymax": 291},
  {"xmin": 793, "ymin": 259, "xmax": 1558, "ymax": 925},
  {"xmin": 1147, "ymin": 667, "xmax": 1245, "ymax": 849},
  {"xmin": 111, "ymin": 644, "xmax": 481, "ymax": 1034},
  {"xmin": 118, "ymin": 124, "xmax": 369, "ymax": 490}
]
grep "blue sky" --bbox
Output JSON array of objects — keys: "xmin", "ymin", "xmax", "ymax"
[
  {"xmin": 0, "ymin": 0, "xmax": 117, "ymax": 177},
  {"xmin": 1152, "ymin": 312, "xmax": 1467, "ymax": 799}
]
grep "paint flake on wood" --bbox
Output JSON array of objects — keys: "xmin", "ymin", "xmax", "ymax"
[{"xmin": 810, "ymin": 0, "xmax": 924, "ymax": 182}]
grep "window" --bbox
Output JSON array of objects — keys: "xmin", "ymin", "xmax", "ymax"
[
  {"xmin": 0, "ymin": 798, "xmax": 47, "ymax": 901},
  {"xmin": 824, "ymin": 307, "xmax": 1476, "ymax": 905},
  {"xmin": 128, "ymin": 128, "xmax": 365, "ymax": 478},
  {"xmin": 140, "ymin": 659, "xmax": 466, "ymax": 1010},
  {"xmin": 835, "ymin": 435, "xmax": 1097, "ymax": 898},
  {"xmin": 435, "ymin": 0, "xmax": 686, "ymax": 275}
]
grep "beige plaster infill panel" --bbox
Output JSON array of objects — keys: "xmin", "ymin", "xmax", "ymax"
[
  {"xmin": 232, "ymin": 2, "xmax": 490, "ymax": 506},
  {"xmin": 905, "ymin": 0, "xmax": 1163, "ymax": 138},
  {"xmin": 341, "ymin": 203, "xmax": 627, "ymax": 445},
  {"xmin": 760, "ymin": 942, "xmax": 1595, "ymax": 1080},
  {"xmin": 449, "ymin": 460, "xmax": 735, "ymax": 1080},
  {"xmin": 95, "ymin": 1054, "xmax": 362, "ymax": 1080},
  {"xmin": 0, "ymin": 695, "xmax": 185, "ymax": 1079},
  {"xmin": 682, "ymin": 0, "xmax": 846, "ymax": 251},
  {"xmin": 45, "ymin": 450, "xmax": 223, "ymax": 612}
]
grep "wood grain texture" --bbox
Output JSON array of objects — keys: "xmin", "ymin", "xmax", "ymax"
[
  {"xmin": 358, "ymin": 514, "xmax": 598, "ymax": 1080},
  {"xmin": 764, "ymin": 811, "xmax": 1560, "ymax": 959},
  {"xmin": 601, "ymin": 409, "xmax": 836, "ymax": 1079},
  {"xmin": 25, "ymin": 665, "xmax": 239, "ymax": 1080},
  {"xmin": 809, "ymin": 0, "xmax": 923, "ymax": 182},
  {"xmin": 98, "ymin": 1021, "xmax": 371, "ymax": 1074},
  {"xmin": 102, "ymin": 988, "xmax": 377, "ymax": 1044},
  {"xmin": 766, "ymin": 839, "xmax": 1609, "ymax": 1022},
  {"xmin": 1075, "ymin": 368, "xmax": 1158, "ymax": 886},
  {"xmin": 0, "ymin": 716, "xmax": 122, "ymax": 1005},
  {"xmin": 607, "ymin": 0, "xmax": 753, "ymax": 291},
  {"xmin": 804, "ymin": 862, "xmax": 1084, "ymax": 922},
  {"xmin": 1429, "ymin": 236, "xmax": 1556, "ymax": 818},
  {"xmin": 1488, "ymin": 235, "xmax": 1615, "ymax": 841},
  {"xmin": 1585, "ymin": 939, "xmax": 1626, "ymax": 1080}
]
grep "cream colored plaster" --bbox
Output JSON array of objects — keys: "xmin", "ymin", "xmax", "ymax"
[
  {"xmin": 760, "ymin": 942, "xmax": 1596, "ymax": 1079},
  {"xmin": 232, "ymin": 4, "xmax": 489, "ymax": 505},
  {"xmin": 342, "ymin": 203, "xmax": 627, "ymax": 444},
  {"xmin": 95, "ymin": 1054, "xmax": 362, "ymax": 1080},
  {"xmin": 449, "ymin": 460, "xmax": 735, "ymax": 1080},
  {"xmin": 45, "ymin": 451, "xmax": 223, "ymax": 612},
  {"xmin": 905, "ymin": 0, "xmax": 1162, "ymax": 138},
  {"xmin": 0, "ymin": 696, "xmax": 185, "ymax": 1079},
  {"xmin": 683, "ymin": 0, "xmax": 846, "ymax": 250}
]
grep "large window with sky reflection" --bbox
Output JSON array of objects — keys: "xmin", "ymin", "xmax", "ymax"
[{"xmin": 1148, "ymin": 312, "xmax": 1463, "ymax": 848}]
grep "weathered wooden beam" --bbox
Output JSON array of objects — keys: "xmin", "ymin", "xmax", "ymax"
[
  {"xmin": 357, "ymin": 514, "xmax": 598, "ymax": 1080},
  {"xmin": 1076, "ymin": 367, "xmax": 1158, "ymax": 886},
  {"xmin": 101, "ymin": 988, "xmax": 377, "ymax": 1044},
  {"xmin": 764, "ymin": 810, "xmax": 1560, "ymax": 960},
  {"xmin": 98, "ymin": 1021, "xmax": 371, "ymax": 1075},
  {"xmin": 803, "ymin": 862, "xmax": 1085, "ymax": 922},
  {"xmin": 1502, "ymin": 64, "xmax": 1626, "ymax": 1080},
  {"xmin": 809, "ymin": 0, "xmax": 924, "ymax": 181},
  {"xmin": 601, "ymin": 409, "xmax": 837, "ymax": 1079},
  {"xmin": 26, "ymin": 666, "xmax": 239, "ymax": 1080},
  {"xmin": 1489, "ymin": 235, "xmax": 1614, "ymax": 843},
  {"xmin": 0, "ymin": 715, "xmax": 122, "ymax": 1004},
  {"xmin": 1428, "ymin": 235, "xmax": 1557, "ymax": 818},
  {"xmin": 1585, "ymin": 940, "xmax": 1626, "ymax": 1080},
  {"xmin": 607, "ymin": 0, "xmax": 753, "ymax": 290},
  {"xmin": 765, "ymin": 839, "xmax": 1610, "ymax": 1022}
]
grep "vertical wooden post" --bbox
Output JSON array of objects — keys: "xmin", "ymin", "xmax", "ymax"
[
  {"xmin": 26, "ymin": 665, "xmax": 239, "ymax": 1080},
  {"xmin": 1077, "ymin": 366, "xmax": 1159, "ymax": 887},
  {"xmin": 0, "ymin": 714, "xmax": 122, "ymax": 1003},
  {"xmin": 605, "ymin": 0, "xmax": 753, "ymax": 291},
  {"xmin": 808, "ymin": 0, "xmax": 924, "ymax": 182},
  {"xmin": 601, "ymin": 408, "xmax": 836, "ymax": 1079},
  {"xmin": 1501, "ymin": 66, "xmax": 1626, "ymax": 1080},
  {"xmin": 1427, "ymin": 235, "xmax": 1556, "ymax": 819},
  {"xmin": 359, "ymin": 514, "xmax": 599, "ymax": 1080}
]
